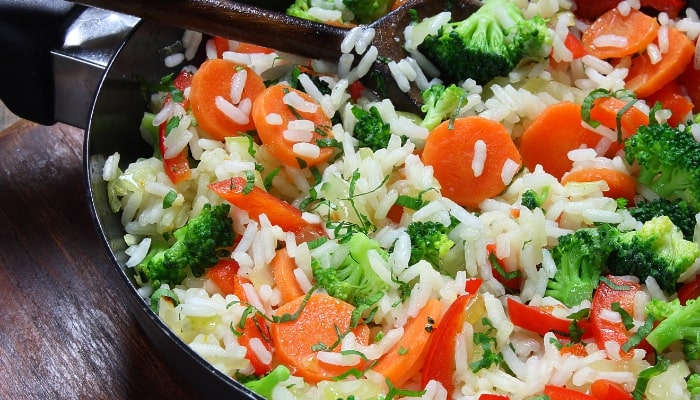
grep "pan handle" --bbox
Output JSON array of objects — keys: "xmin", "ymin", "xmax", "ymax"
[{"xmin": 0, "ymin": 0, "xmax": 138, "ymax": 127}]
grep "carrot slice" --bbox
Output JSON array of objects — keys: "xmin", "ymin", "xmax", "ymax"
[
  {"xmin": 421, "ymin": 116, "xmax": 522, "ymax": 209},
  {"xmin": 561, "ymin": 168, "xmax": 637, "ymax": 204},
  {"xmin": 189, "ymin": 58, "xmax": 266, "ymax": 140},
  {"xmin": 519, "ymin": 102, "xmax": 602, "ymax": 180},
  {"xmin": 588, "ymin": 96, "xmax": 649, "ymax": 157},
  {"xmin": 371, "ymin": 298, "xmax": 443, "ymax": 387},
  {"xmin": 269, "ymin": 293, "xmax": 370, "ymax": 383},
  {"xmin": 251, "ymin": 83, "xmax": 334, "ymax": 168},
  {"xmin": 270, "ymin": 248, "xmax": 305, "ymax": 303},
  {"xmin": 582, "ymin": 8, "xmax": 659, "ymax": 60},
  {"xmin": 626, "ymin": 27, "xmax": 695, "ymax": 98},
  {"xmin": 644, "ymin": 79, "xmax": 694, "ymax": 127}
]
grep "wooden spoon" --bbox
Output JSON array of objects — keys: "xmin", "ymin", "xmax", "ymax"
[{"xmin": 74, "ymin": 0, "xmax": 480, "ymax": 112}]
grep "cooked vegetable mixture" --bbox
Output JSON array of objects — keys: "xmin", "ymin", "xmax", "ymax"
[{"xmin": 104, "ymin": 0, "xmax": 700, "ymax": 398}]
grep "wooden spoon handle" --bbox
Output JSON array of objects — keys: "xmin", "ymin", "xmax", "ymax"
[{"xmin": 74, "ymin": 0, "xmax": 348, "ymax": 60}]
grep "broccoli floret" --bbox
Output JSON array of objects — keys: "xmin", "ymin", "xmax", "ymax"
[
  {"xmin": 420, "ymin": 83, "xmax": 468, "ymax": 130},
  {"xmin": 606, "ymin": 216, "xmax": 700, "ymax": 293},
  {"xmin": 286, "ymin": 0, "xmax": 349, "ymax": 24},
  {"xmin": 521, "ymin": 187, "xmax": 550, "ymax": 210},
  {"xmin": 630, "ymin": 197, "xmax": 698, "ymax": 241},
  {"xmin": 688, "ymin": 373, "xmax": 700, "ymax": 395},
  {"xmin": 545, "ymin": 224, "xmax": 619, "ymax": 307},
  {"xmin": 243, "ymin": 365, "xmax": 291, "ymax": 399},
  {"xmin": 624, "ymin": 118, "xmax": 700, "ymax": 211},
  {"xmin": 311, "ymin": 232, "xmax": 389, "ymax": 307},
  {"xmin": 646, "ymin": 297, "xmax": 700, "ymax": 358},
  {"xmin": 343, "ymin": 0, "xmax": 392, "ymax": 24},
  {"xmin": 286, "ymin": 0, "xmax": 325, "ymax": 22},
  {"xmin": 405, "ymin": 220, "xmax": 455, "ymax": 271},
  {"xmin": 136, "ymin": 203, "xmax": 235, "ymax": 288},
  {"xmin": 351, "ymin": 105, "xmax": 405, "ymax": 151},
  {"xmin": 418, "ymin": 0, "xmax": 550, "ymax": 85}
]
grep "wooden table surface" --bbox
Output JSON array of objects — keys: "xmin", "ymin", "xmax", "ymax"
[{"xmin": 0, "ymin": 106, "xmax": 204, "ymax": 399}]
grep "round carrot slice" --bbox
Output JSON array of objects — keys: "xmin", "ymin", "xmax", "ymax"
[
  {"xmin": 519, "ymin": 102, "xmax": 602, "ymax": 180},
  {"xmin": 269, "ymin": 293, "xmax": 369, "ymax": 383},
  {"xmin": 251, "ymin": 83, "xmax": 334, "ymax": 168},
  {"xmin": 189, "ymin": 58, "xmax": 265, "ymax": 140},
  {"xmin": 582, "ymin": 8, "xmax": 659, "ymax": 60},
  {"xmin": 421, "ymin": 116, "xmax": 522, "ymax": 209},
  {"xmin": 561, "ymin": 167, "xmax": 637, "ymax": 204}
]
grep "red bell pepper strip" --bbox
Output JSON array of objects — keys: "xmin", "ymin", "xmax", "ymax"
[
  {"xmin": 348, "ymin": 80, "xmax": 366, "ymax": 102},
  {"xmin": 159, "ymin": 122, "xmax": 192, "ymax": 184},
  {"xmin": 677, "ymin": 274, "xmax": 700, "ymax": 305},
  {"xmin": 478, "ymin": 394, "xmax": 509, "ymax": 400},
  {"xmin": 644, "ymin": 79, "xmax": 694, "ymax": 127},
  {"xmin": 680, "ymin": 61, "xmax": 700, "ymax": 114},
  {"xmin": 563, "ymin": 32, "xmax": 587, "ymax": 60},
  {"xmin": 209, "ymin": 177, "xmax": 325, "ymax": 237},
  {"xmin": 640, "ymin": 0, "xmax": 686, "ymax": 19},
  {"xmin": 206, "ymin": 259, "xmax": 273, "ymax": 375},
  {"xmin": 465, "ymin": 277, "xmax": 484, "ymax": 294},
  {"xmin": 159, "ymin": 69, "xmax": 194, "ymax": 184},
  {"xmin": 590, "ymin": 276, "xmax": 640, "ymax": 359},
  {"xmin": 589, "ymin": 378, "xmax": 633, "ymax": 400},
  {"xmin": 486, "ymin": 244, "xmax": 521, "ymax": 291},
  {"xmin": 507, "ymin": 297, "xmax": 592, "ymax": 340},
  {"xmin": 544, "ymin": 384, "xmax": 596, "ymax": 400},
  {"xmin": 206, "ymin": 258, "xmax": 241, "ymax": 295},
  {"xmin": 421, "ymin": 279, "xmax": 484, "ymax": 397}
]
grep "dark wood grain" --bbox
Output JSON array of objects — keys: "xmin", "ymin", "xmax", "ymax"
[{"xmin": 0, "ymin": 120, "xmax": 203, "ymax": 400}]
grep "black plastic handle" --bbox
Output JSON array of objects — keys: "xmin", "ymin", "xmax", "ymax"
[{"xmin": 0, "ymin": 0, "xmax": 83, "ymax": 125}]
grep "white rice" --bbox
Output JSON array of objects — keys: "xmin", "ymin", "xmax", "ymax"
[
  {"xmin": 592, "ymin": 34, "xmax": 628, "ymax": 49},
  {"xmin": 292, "ymin": 142, "xmax": 321, "ymax": 158},
  {"xmin": 229, "ymin": 69, "xmax": 247, "ymax": 103},
  {"xmin": 388, "ymin": 60, "xmax": 411, "ymax": 92},
  {"xmin": 287, "ymin": 119, "xmax": 315, "ymax": 131},
  {"xmin": 182, "ymin": 30, "xmax": 202, "ymax": 61},
  {"xmin": 282, "ymin": 128, "xmax": 314, "ymax": 143},
  {"xmin": 283, "ymin": 91, "xmax": 318, "ymax": 113},
  {"xmin": 308, "ymin": 7, "xmax": 342, "ymax": 23},
  {"xmin": 501, "ymin": 158, "xmax": 521, "ymax": 185},
  {"xmin": 265, "ymin": 113, "xmax": 283, "ymax": 125},
  {"xmin": 354, "ymin": 27, "xmax": 375, "ymax": 55},
  {"xmin": 214, "ymin": 96, "xmax": 250, "ymax": 125},
  {"xmin": 164, "ymin": 53, "xmax": 185, "ymax": 68},
  {"xmin": 471, "ymin": 139, "xmax": 487, "ymax": 177},
  {"xmin": 659, "ymin": 25, "xmax": 670, "ymax": 53}
]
